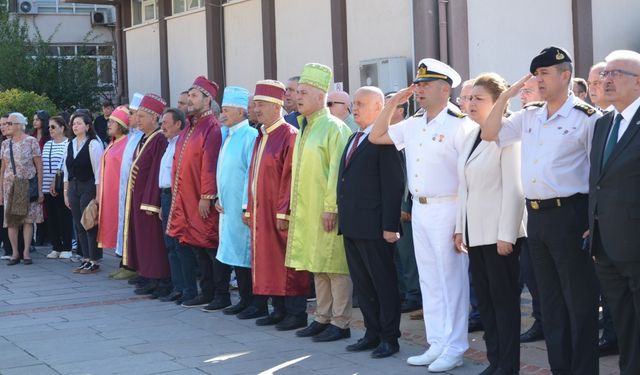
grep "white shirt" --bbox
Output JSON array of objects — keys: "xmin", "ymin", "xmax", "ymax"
[
  {"xmin": 63, "ymin": 138, "xmax": 104, "ymax": 184},
  {"xmin": 610, "ymin": 95, "xmax": 640, "ymax": 142},
  {"xmin": 388, "ymin": 103, "xmax": 477, "ymax": 197},
  {"xmin": 346, "ymin": 124, "xmax": 372, "ymax": 152},
  {"xmin": 42, "ymin": 138, "xmax": 68, "ymax": 193},
  {"xmin": 498, "ymin": 94, "xmax": 601, "ymax": 200},
  {"xmin": 159, "ymin": 135, "xmax": 178, "ymax": 188}
]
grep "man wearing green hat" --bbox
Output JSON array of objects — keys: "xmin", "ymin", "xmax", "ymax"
[{"xmin": 285, "ymin": 63, "xmax": 353, "ymax": 342}]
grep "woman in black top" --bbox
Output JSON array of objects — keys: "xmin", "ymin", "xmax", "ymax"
[{"xmin": 63, "ymin": 113, "xmax": 104, "ymax": 274}]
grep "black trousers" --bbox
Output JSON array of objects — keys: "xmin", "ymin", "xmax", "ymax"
[
  {"xmin": 469, "ymin": 239, "xmax": 523, "ymax": 375},
  {"xmin": 68, "ymin": 179, "xmax": 101, "ymax": 261},
  {"xmin": 344, "ymin": 236, "xmax": 401, "ymax": 343},
  {"xmin": 44, "ymin": 193, "xmax": 73, "ymax": 252},
  {"xmin": 527, "ymin": 195, "xmax": 599, "ymax": 375},
  {"xmin": 519, "ymin": 239, "xmax": 542, "ymax": 324},
  {"xmin": 272, "ymin": 296, "xmax": 307, "ymax": 316},
  {"xmin": 593, "ymin": 223, "xmax": 640, "ymax": 375},
  {"xmin": 234, "ymin": 266, "xmax": 267, "ymax": 308},
  {"xmin": 194, "ymin": 248, "xmax": 231, "ymax": 301},
  {"xmin": 1, "ymin": 205, "xmax": 24, "ymax": 257}
]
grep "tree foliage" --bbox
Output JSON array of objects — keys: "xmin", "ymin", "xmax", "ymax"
[
  {"xmin": 0, "ymin": 8, "xmax": 106, "ymax": 111},
  {"xmin": 0, "ymin": 89, "xmax": 58, "ymax": 131}
]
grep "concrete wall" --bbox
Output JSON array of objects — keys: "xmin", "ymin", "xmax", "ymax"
[
  {"xmin": 274, "ymin": 0, "xmax": 333, "ymax": 83},
  {"xmin": 166, "ymin": 10, "xmax": 208, "ymax": 104},
  {"xmin": 125, "ymin": 22, "xmax": 161, "ymax": 99},
  {"xmin": 25, "ymin": 13, "xmax": 113, "ymax": 44},
  {"xmin": 591, "ymin": 0, "xmax": 640, "ymax": 63},
  {"xmin": 345, "ymin": 0, "xmax": 412, "ymax": 93},
  {"xmin": 223, "ymin": 0, "xmax": 264, "ymax": 91},
  {"xmin": 467, "ymin": 0, "xmax": 573, "ymax": 86}
]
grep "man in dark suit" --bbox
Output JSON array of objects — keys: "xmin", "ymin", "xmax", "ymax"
[
  {"xmin": 337, "ymin": 86, "xmax": 405, "ymax": 358},
  {"xmin": 589, "ymin": 49, "xmax": 640, "ymax": 375}
]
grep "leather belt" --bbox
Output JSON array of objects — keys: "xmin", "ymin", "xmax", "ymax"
[
  {"xmin": 526, "ymin": 194, "xmax": 586, "ymax": 210},
  {"xmin": 414, "ymin": 195, "xmax": 457, "ymax": 205},
  {"xmin": 160, "ymin": 188, "xmax": 172, "ymax": 194}
]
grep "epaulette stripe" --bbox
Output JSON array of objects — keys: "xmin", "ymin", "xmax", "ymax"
[{"xmin": 447, "ymin": 108, "xmax": 467, "ymax": 118}]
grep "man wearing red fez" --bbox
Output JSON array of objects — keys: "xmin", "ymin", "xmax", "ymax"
[
  {"xmin": 122, "ymin": 93, "xmax": 172, "ymax": 297},
  {"xmin": 167, "ymin": 76, "xmax": 229, "ymax": 309},
  {"xmin": 245, "ymin": 80, "xmax": 311, "ymax": 330}
]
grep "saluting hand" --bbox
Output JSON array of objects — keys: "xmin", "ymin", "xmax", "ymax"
[
  {"xmin": 504, "ymin": 73, "xmax": 533, "ymax": 98},
  {"xmin": 388, "ymin": 85, "xmax": 416, "ymax": 106}
]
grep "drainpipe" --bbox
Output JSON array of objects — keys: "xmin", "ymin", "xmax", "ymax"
[{"xmin": 438, "ymin": 0, "xmax": 448, "ymax": 63}]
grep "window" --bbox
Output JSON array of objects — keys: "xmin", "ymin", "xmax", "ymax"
[
  {"xmin": 172, "ymin": 0, "xmax": 202, "ymax": 15},
  {"xmin": 132, "ymin": 0, "xmax": 157, "ymax": 25},
  {"xmin": 49, "ymin": 44, "xmax": 116, "ymax": 87}
]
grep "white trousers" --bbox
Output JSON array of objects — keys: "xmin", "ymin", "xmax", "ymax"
[{"xmin": 412, "ymin": 199, "xmax": 469, "ymax": 357}]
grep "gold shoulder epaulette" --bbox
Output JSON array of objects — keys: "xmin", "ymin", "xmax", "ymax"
[
  {"xmin": 573, "ymin": 101, "xmax": 597, "ymax": 117},
  {"xmin": 523, "ymin": 101, "xmax": 545, "ymax": 109},
  {"xmin": 447, "ymin": 108, "xmax": 466, "ymax": 118}
]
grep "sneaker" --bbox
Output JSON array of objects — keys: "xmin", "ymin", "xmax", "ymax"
[
  {"xmin": 58, "ymin": 251, "xmax": 73, "ymax": 259},
  {"xmin": 73, "ymin": 261, "xmax": 90, "ymax": 273},
  {"xmin": 0, "ymin": 255, "xmax": 11, "ymax": 260},
  {"xmin": 70, "ymin": 254, "xmax": 82, "ymax": 263},
  {"xmin": 46, "ymin": 251, "xmax": 61, "ymax": 259},
  {"xmin": 79, "ymin": 263, "xmax": 101, "ymax": 274}
]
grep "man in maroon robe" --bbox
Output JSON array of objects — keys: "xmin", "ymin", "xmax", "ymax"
[
  {"xmin": 166, "ymin": 76, "xmax": 231, "ymax": 310},
  {"xmin": 122, "ymin": 93, "xmax": 171, "ymax": 297},
  {"xmin": 244, "ymin": 80, "xmax": 311, "ymax": 330}
]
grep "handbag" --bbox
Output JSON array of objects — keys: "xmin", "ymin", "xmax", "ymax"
[
  {"xmin": 50, "ymin": 144, "xmax": 64, "ymax": 194},
  {"xmin": 81, "ymin": 199, "xmax": 99, "ymax": 230},
  {"xmin": 9, "ymin": 140, "xmax": 38, "ymax": 203}
]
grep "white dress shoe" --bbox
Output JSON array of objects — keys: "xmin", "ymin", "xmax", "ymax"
[
  {"xmin": 58, "ymin": 251, "xmax": 73, "ymax": 259},
  {"xmin": 46, "ymin": 251, "xmax": 61, "ymax": 259},
  {"xmin": 428, "ymin": 354, "xmax": 463, "ymax": 372},
  {"xmin": 407, "ymin": 345, "xmax": 443, "ymax": 366}
]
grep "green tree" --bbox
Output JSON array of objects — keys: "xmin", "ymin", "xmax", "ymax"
[
  {"xmin": 0, "ymin": 89, "xmax": 58, "ymax": 132},
  {"xmin": 0, "ymin": 8, "xmax": 106, "ymax": 111}
]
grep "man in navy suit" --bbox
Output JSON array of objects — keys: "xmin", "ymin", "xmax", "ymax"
[
  {"xmin": 337, "ymin": 86, "xmax": 405, "ymax": 358},
  {"xmin": 589, "ymin": 49, "xmax": 640, "ymax": 375}
]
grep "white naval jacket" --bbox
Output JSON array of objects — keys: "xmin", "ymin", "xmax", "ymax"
[{"xmin": 455, "ymin": 126, "xmax": 527, "ymax": 247}]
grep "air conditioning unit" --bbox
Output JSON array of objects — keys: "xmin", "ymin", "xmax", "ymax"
[
  {"xmin": 359, "ymin": 57, "xmax": 408, "ymax": 94},
  {"xmin": 17, "ymin": 0, "xmax": 37, "ymax": 14},
  {"xmin": 91, "ymin": 11, "xmax": 111, "ymax": 26}
]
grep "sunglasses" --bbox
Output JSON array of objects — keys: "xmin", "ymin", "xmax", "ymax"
[{"xmin": 327, "ymin": 101, "xmax": 345, "ymax": 107}]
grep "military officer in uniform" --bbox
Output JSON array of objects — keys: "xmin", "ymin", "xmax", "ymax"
[
  {"xmin": 481, "ymin": 46, "xmax": 601, "ymax": 375},
  {"xmin": 369, "ymin": 58, "xmax": 476, "ymax": 373}
]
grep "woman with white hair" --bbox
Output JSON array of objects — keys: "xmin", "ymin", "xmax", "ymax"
[{"xmin": 1, "ymin": 112, "xmax": 44, "ymax": 265}]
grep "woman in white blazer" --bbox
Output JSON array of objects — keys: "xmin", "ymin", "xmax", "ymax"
[{"xmin": 454, "ymin": 73, "xmax": 526, "ymax": 375}]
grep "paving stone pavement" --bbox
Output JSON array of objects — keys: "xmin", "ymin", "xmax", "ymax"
[{"xmin": 0, "ymin": 247, "xmax": 619, "ymax": 375}]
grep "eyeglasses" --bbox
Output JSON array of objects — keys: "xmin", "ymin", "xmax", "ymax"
[
  {"xmin": 5, "ymin": 122, "xmax": 21, "ymax": 126},
  {"xmin": 49, "ymin": 125, "xmax": 58, "ymax": 129},
  {"xmin": 455, "ymin": 96, "xmax": 471, "ymax": 104},
  {"xmin": 599, "ymin": 69, "xmax": 639, "ymax": 80},
  {"xmin": 327, "ymin": 101, "xmax": 345, "ymax": 107}
]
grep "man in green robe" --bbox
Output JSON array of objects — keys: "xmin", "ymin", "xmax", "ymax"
[{"xmin": 285, "ymin": 63, "xmax": 353, "ymax": 342}]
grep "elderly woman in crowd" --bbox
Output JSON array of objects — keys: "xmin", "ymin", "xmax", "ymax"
[
  {"xmin": 1, "ymin": 112, "xmax": 44, "ymax": 265},
  {"xmin": 97, "ymin": 106, "xmax": 129, "ymax": 255},
  {"xmin": 454, "ymin": 73, "xmax": 526, "ymax": 375},
  {"xmin": 63, "ymin": 112, "xmax": 104, "ymax": 274},
  {"xmin": 43, "ymin": 116, "xmax": 73, "ymax": 259}
]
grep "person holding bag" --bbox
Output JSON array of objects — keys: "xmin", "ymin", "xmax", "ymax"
[
  {"xmin": 63, "ymin": 112, "xmax": 103, "ymax": 274},
  {"xmin": 43, "ymin": 116, "xmax": 73, "ymax": 259},
  {"xmin": 1, "ymin": 112, "xmax": 44, "ymax": 265}
]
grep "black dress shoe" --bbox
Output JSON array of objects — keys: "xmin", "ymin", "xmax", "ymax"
[
  {"xmin": 275, "ymin": 314, "xmax": 308, "ymax": 331},
  {"xmin": 519, "ymin": 321, "xmax": 544, "ymax": 343},
  {"xmin": 151, "ymin": 287, "xmax": 171, "ymax": 299},
  {"xmin": 346, "ymin": 337, "xmax": 380, "ymax": 352},
  {"xmin": 296, "ymin": 321, "xmax": 329, "ymax": 337},
  {"xmin": 128, "ymin": 275, "xmax": 145, "ymax": 285},
  {"xmin": 160, "ymin": 291, "xmax": 182, "ymax": 302},
  {"xmin": 478, "ymin": 365, "xmax": 497, "ymax": 375},
  {"xmin": 181, "ymin": 294, "xmax": 212, "ymax": 308},
  {"xmin": 370, "ymin": 341, "xmax": 399, "ymax": 358},
  {"xmin": 222, "ymin": 302, "xmax": 248, "ymax": 315},
  {"xmin": 598, "ymin": 337, "xmax": 619, "ymax": 357},
  {"xmin": 312, "ymin": 324, "xmax": 351, "ymax": 342},
  {"xmin": 202, "ymin": 298, "xmax": 231, "ymax": 312},
  {"xmin": 400, "ymin": 300, "xmax": 422, "ymax": 313},
  {"xmin": 134, "ymin": 282, "xmax": 157, "ymax": 295},
  {"xmin": 468, "ymin": 319, "xmax": 484, "ymax": 333},
  {"xmin": 237, "ymin": 305, "xmax": 268, "ymax": 320},
  {"xmin": 256, "ymin": 312, "xmax": 286, "ymax": 326}
]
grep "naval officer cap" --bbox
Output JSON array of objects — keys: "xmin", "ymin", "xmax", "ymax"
[
  {"xmin": 530, "ymin": 46, "xmax": 572, "ymax": 74},
  {"xmin": 413, "ymin": 58, "xmax": 462, "ymax": 88}
]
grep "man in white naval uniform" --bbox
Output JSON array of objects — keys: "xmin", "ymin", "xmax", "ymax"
[{"xmin": 369, "ymin": 58, "xmax": 476, "ymax": 372}]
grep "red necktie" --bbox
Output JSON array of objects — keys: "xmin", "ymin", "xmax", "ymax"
[{"xmin": 345, "ymin": 132, "xmax": 364, "ymax": 166}]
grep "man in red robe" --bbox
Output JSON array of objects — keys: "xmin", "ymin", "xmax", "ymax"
[
  {"xmin": 166, "ymin": 76, "xmax": 231, "ymax": 310},
  {"xmin": 122, "ymin": 93, "xmax": 171, "ymax": 297},
  {"xmin": 244, "ymin": 80, "xmax": 311, "ymax": 331}
]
